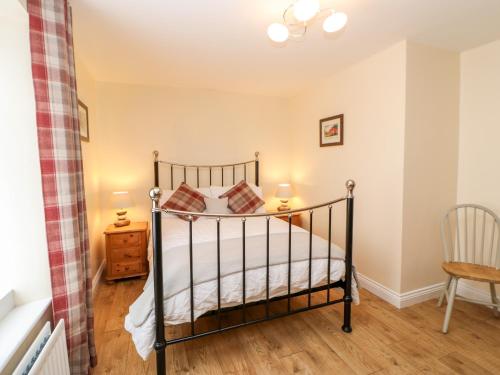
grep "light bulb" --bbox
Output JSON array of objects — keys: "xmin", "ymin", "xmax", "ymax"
[
  {"xmin": 293, "ymin": 0, "xmax": 320, "ymax": 22},
  {"xmin": 323, "ymin": 11, "xmax": 348, "ymax": 33},
  {"xmin": 267, "ymin": 23, "xmax": 289, "ymax": 43}
]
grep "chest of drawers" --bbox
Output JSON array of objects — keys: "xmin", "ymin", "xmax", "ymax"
[{"xmin": 104, "ymin": 221, "xmax": 149, "ymax": 282}]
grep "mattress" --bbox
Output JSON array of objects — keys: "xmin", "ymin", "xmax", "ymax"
[{"xmin": 124, "ymin": 215, "xmax": 359, "ymax": 359}]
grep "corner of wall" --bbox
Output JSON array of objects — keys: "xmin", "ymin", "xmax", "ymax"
[
  {"xmin": 400, "ymin": 41, "xmax": 460, "ymax": 293},
  {"xmin": 17, "ymin": 0, "xmax": 27, "ymax": 11},
  {"xmin": 75, "ymin": 55, "xmax": 105, "ymax": 281}
]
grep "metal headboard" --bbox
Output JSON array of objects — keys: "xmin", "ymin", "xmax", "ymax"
[{"xmin": 153, "ymin": 150, "xmax": 260, "ymax": 189}]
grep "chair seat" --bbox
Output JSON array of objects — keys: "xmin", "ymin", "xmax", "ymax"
[{"xmin": 442, "ymin": 262, "xmax": 500, "ymax": 283}]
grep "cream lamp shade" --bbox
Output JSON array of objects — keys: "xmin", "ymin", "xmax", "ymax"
[
  {"xmin": 111, "ymin": 191, "xmax": 132, "ymax": 209},
  {"xmin": 111, "ymin": 191, "xmax": 133, "ymax": 227},
  {"xmin": 276, "ymin": 183, "xmax": 294, "ymax": 211}
]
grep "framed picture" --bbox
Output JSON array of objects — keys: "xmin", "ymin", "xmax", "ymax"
[
  {"xmin": 319, "ymin": 114, "xmax": 343, "ymax": 147},
  {"xmin": 78, "ymin": 99, "xmax": 89, "ymax": 142}
]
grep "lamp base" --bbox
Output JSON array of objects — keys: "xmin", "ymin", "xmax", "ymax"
[
  {"xmin": 277, "ymin": 201, "xmax": 290, "ymax": 211},
  {"xmin": 114, "ymin": 219, "xmax": 130, "ymax": 227},
  {"xmin": 114, "ymin": 210, "xmax": 130, "ymax": 227}
]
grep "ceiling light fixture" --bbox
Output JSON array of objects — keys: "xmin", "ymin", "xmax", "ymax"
[
  {"xmin": 293, "ymin": 0, "xmax": 320, "ymax": 22},
  {"xmin": 267, "ymin": 0, "xmax": 348, "ymax": 43}
]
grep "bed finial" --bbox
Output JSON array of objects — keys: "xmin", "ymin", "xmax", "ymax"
[
  {"xmin": 255, "ymin": 151, "xmax": 259, "ymax": 160},
  {"xmin": 153, "ymin": 150, "xmax": 159, "ymax": 162},
  {"xmin": 149, "ymin": 187, "xmax": 162, "ymax": 206},
  {"xmin": 346, "ymin": 180, "xmax": 355, "ymax": 198}
]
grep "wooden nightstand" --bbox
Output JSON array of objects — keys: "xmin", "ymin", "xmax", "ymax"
[
  {"xmin": 276, "ymin": 213, "xmax": 303, "ymax": 228},
  {"xmin": 104, "ymin": 221, "xmax": 149, "ymax": 282}
]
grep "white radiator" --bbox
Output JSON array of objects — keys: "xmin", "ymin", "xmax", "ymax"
[{"xmin": 13, "ymin": 320, "xmax": 70, "ymax": 375}]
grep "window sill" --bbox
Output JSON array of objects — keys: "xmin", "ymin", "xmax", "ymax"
[{"xmin": 0, "ymin": 290, "xmax": 52, "ymax": 373}]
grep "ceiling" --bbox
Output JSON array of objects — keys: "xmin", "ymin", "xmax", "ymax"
[{"xmin": 71, "ymin": 0, "xmax": 500, "ymax": 97}]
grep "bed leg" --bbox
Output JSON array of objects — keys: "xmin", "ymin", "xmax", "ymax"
[
  {"xmin": 155, "ymin": 343, "xmax": 167, "ymax": 375},
  {"xmin": 342, "ymin": 180, "xmax": 355, "ymax": 333},
  {"xmin": 150, "ymin": 187, "xmax": 167, "ymax": 375}
]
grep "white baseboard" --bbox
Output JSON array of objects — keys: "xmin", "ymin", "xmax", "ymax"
[
  {"xmin": 399, "ymin": 282, "xmax": 445, "ymax": 308},
  {"xmin": 356, "ymin": 273, "xmax": 403, "ymax": 307},
  {"xmin": 357, "ymin": 273, "xmax": 491, "ymax": 309},
  {"xmin": 92, "ymin": 261, "xmax": 105, "ymax": 298}
]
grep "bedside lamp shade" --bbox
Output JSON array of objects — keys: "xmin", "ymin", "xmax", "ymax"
[
  {"xmin": 111, "ymin": 191, "xmax": 132, "ymax": 209},
  {"xmin": 111, "ymin": 191, "xmax": 133, "ymax": 227},
  {"xmin": 276, "ymin": 183, "xmax": 293, "ymax": 199},
  {"xmin": 276, "ymin": 183, "xmax": 293, "ymax": 211}
]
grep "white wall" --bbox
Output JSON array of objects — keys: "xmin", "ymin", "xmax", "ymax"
[
  {"xmin": 289, "ymin": 42, "xmax": 408, "ymax": 292},
  {"xmin": 0, "ymin": 0, "xmax": 51, "ymax": 304},
  {"xmin": 93, "ymin": 83, "xmax": 291, "ymax": 226},
  {"xmin": 458, "ymin": 39, "xmax": 500, "ymax": 213},
  {"xmin": 72, "ymin": 38, "xmax": 475, "ymax": 301},
  {"xmin": 457, "ymin": 39, "xmax": 500, "ymax": 291},
  {"xmin": 289, "ymin": 41, "xmax": 460, "ymax": 295},
  {"xmin": 401, "ymin": 42, "xmax": 459, "ymax": 292}
]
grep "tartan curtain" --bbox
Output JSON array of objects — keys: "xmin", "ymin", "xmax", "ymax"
[{"xmin": 28, "ymin": 0, "xmax": 97, "ymax": 373}]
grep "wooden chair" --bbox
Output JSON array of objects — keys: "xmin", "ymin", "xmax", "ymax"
[{"xmin": 438, "ymin": 204, "xmax": 500, "ymax": 333}]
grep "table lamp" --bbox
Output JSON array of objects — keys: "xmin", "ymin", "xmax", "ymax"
[
  {"xmin": 276, "ymin": 183, "xmax": 293, "ymax": 211},
  {"xmin": 111, "ymin": 191, "xmax": 133, "ymax": 227}
]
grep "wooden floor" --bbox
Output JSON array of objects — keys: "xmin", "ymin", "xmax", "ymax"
[{"xmin": 92, "ymin": 278, "xmax": 500, "ymax": 374}]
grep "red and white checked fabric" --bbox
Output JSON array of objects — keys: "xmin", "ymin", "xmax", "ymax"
[
  {"xmin": 28, "ymin": 1, "xmax": 97, "ymax": 373},
  {"xmin": 162, "ymin": 183, "xmax": 207, "ymax": 221},
  {"xmin": 220, "ymin": 180, "xmax": 265, "ymax": 214}
]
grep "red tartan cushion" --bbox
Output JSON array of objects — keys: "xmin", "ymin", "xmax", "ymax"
[
  {"xmin": 162, "ymin": 183, "xmax": 206, "ymax": 221},
  {"xmin": 219, "ymin": 180, "xmax": 265, "ymax": 214}
]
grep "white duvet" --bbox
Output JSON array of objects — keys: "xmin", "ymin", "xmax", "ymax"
[{"xmin": 124, "ymin": 216, "xmax": 359, "ymax": 359}]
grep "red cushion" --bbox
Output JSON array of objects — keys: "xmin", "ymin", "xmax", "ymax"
[
  {"xmin": 162, "ymin": 183, "xmax": 206, "ymax": 220},
  {"xmin": 219, "ymin": 180, "xmax": 265, "ymax": 214}
]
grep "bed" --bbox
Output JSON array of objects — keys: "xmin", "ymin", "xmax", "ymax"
[{"xmin": 124, "ymin": 151, "xmax": 357, "ymax": 375}]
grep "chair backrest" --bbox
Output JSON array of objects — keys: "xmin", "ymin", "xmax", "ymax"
[{"xmin": 441, "ymin": 204, "xmax": 500, "ymax": 269}]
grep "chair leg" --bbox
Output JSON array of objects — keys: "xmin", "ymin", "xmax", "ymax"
[
  {"xmin": 490, "ymin": 282, "xmax": 499, "ymax": 318},
  {"xmin": 442, "ymin": 277, "xmax": 458, "ymax": 334},
  {"xmin": 437, "ymin": 275, "xmax": 452, "ymax": 307}
]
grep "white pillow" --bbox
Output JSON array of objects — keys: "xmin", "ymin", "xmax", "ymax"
[
  {"xmin": 209, "ymin": 185, "xmax": 229, "ymax": 198},
  {"xmin": 197, "ymin": 187, "xmax": 212, "ymax": 198},
  {"xmin": 204, "ymin": 197, "xmax": 231, "ymax": 215},
  {"xmin": 210, "ymin": 183, "xmax": 266, "ymax": 214}
]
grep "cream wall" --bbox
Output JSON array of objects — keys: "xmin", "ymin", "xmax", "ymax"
[
  {"xmin": 458, "ymin": 39, "xmax": 500, "ymax": 213},
  {"xmin": 457, "ymin": 39, "xmax": 500, "ymax": 291},
  {"xmin": 289, "ymin": 41, "xmax": 460, "ymax": 294},
  {"xmin": 289, "ymin": 42, "xmax": 408, "ymax": 292},
  {"xmin": 75, "ymin": 56, "xmax": 104, "ymax": 280},
  {"xmin": 93, "ymin": 83, "xmax": 291, "ymax": 226},
  {"xmin": 0, "ymin": 0, "xmax": 51, "ymax": 304},
  {"xmin": 78, "ymin": 39, "xmax": 465, "ymax": 298},
  {"xmin": 400, "ymin": 42, "xmax": 459, "ymax": 292}
]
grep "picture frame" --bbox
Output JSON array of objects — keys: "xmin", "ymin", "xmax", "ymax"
[
  {"xmin": 78, "ymin": 99, "xmax": 89, "ymax": 142},
  {"xmin": 319, "ymin": 114, "xmax": 343, "ymax": 147}
]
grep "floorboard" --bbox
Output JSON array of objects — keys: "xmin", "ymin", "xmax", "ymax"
[{"xmin": 91, "ymin": 278, "xmax": 500, "ymax": 374}]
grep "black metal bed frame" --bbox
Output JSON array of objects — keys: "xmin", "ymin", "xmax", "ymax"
[{"xmin": 149, "ymin": 151, "xmax": 355, "ymax": 375}]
